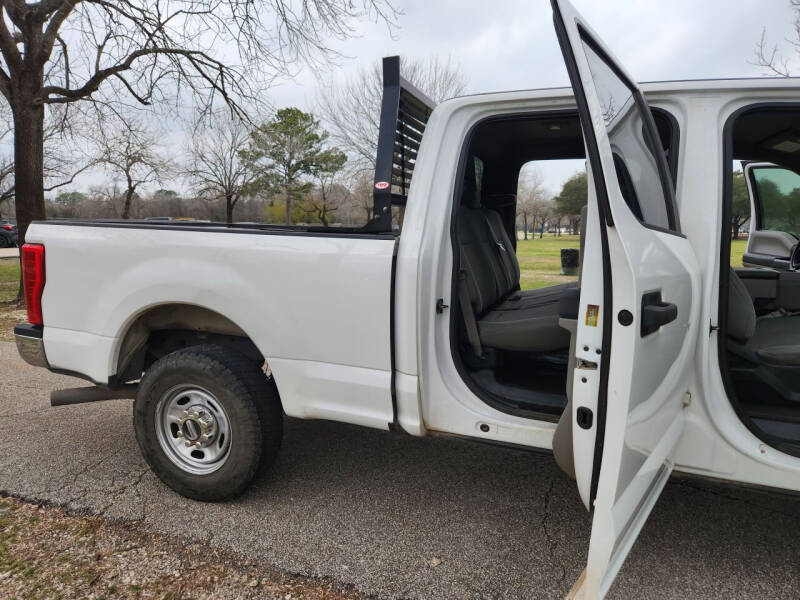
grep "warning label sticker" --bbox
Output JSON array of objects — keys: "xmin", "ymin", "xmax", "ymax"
[{"xmin": 585, "ymin": 304, "xmax": 599, "ymax": 327}]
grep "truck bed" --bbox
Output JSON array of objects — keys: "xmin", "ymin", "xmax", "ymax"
[{"xmin": 25, "ymin": 218, "xmax": 399, "ymax": 430}]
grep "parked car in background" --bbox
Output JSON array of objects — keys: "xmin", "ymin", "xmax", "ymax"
[{"xmin": 0, "ymin": 220, "xmax": 18, "ymax": 247}]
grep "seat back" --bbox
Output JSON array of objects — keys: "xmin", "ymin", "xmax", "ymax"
[
  {"xmin": 728, "ymin": 267, "xmax": 757, "ymax": 343},
  {"xmin": 456, "ymin": 190, "xmax": 519, "ymax": 315}
]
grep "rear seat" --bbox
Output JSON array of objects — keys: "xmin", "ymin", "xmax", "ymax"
[{"xmin": 457, "ymin": 186, "xmax": 575, "ymax": 354}]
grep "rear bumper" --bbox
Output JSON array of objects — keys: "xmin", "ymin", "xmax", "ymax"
[{"xmin": 14, "ymin": 323, "xmax": 49, "ymax": 368}]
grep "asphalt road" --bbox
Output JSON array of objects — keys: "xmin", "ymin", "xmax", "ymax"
[{"xmin": 1, "ymin": 342, "xmax": 799, "ymax": 599}]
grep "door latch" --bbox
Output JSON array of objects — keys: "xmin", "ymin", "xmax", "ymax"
[{"xmin": 436, "ymin": 298, "xmax": 449, "ymax": 314}]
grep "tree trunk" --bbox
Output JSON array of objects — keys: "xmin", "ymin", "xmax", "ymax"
[
  {"xmin": 523, "ymin": 215, "xmax": 528, "ymax": 240},
  {"xmin": 732, "ymin": 221, "xmax": 739, "ymax": 239},
  {"xmin": 285, "ymin": 191, "xmax": 292, "ymax": 225},
  {"xmin": 122, "ymin": 188, "xmax": 135, "ymax": 219},
  {"xmin": 13, "ymin": 104, "xmax": 46, "ymax": 247},
  {"xmin": 226, "ymin": 194, "xmax": 234, "ymax": 223},
  {"xmin": 13, "ymin": 102, "xmax": 46, "ymax": 305}
]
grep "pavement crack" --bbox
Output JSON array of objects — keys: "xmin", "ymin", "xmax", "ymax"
[{"xmin": 541, "ymin": 476, "xmax": 566, "ymax": 585}]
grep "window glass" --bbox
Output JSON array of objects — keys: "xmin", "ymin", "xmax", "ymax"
[
  {"xmin": 580, "ymin": 37, "xmax": 676, "ymax": 231},
  {"xmin": 753, "ymin": 167, "xmax": 800, "ymax": 236}
]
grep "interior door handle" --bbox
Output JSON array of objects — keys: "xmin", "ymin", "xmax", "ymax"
[{"xmin": 640, "ymin": 291, "xmax": 677, "ymax": 337}]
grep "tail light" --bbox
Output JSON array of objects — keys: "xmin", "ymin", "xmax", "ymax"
[
  {"xmin": 2, "ymin": 224, "xmax": 13, "ymax": 230},
  {"xmin": 21, "ymin": 243, "xmax": 45, "ymax": 325}
]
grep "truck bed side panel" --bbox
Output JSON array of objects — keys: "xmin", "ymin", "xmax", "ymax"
[{"xmin": 28, "ymin": 223, "xmax": 397, "ymax": 429}]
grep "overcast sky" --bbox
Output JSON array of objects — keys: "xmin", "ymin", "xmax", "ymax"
[
  {"xmin": 73, "ymin": 0, "xmax": 800, "ymax": 197},
  {"xmin": 273, "ymin": 0, "xmax": 796, "ymax": 103}
]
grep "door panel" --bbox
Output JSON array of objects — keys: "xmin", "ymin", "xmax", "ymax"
[
  {"xmin": 743, "ymin": 163, "xmax": 800, "ymax": 270},
  {"xmin": 552, "ymin": 1, "xmax": 701, "ymax": 597}
]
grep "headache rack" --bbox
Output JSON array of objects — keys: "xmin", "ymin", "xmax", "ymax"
[{"xmin": 365, "ymin": 55, "xmax": 436, "ymax": 233}]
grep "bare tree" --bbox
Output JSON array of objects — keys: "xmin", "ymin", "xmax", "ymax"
[
  {"xmin": 90, "ymin": 118, "xmax": 171, "ymax": 219},
  {"xmin": 188, "ymin": 114, "xmax": 255, "ymax": 223},
  {"xmin": 517, "ymin": 167, "xmax": 550, "ymax": 240},
  {"xmin": 0, "ymin": 104, "xmax": 91, "ymax": 217},
  {"xmin": 0, "ymin": 1, "xmax": 397, "ymax": 247},
  {"xmin": 318, "ymin": 56, "xmax": 467, "ymax": 172},
  {"xmin": 305, "ymin": 148, "xmax": 347, "ymax": 226},
  {"xmin": 349, "ymin": 170, "xmax": 375, "ymax": 224},
  {"xmin": 754, "ymin": 2, "xmax": 800, "ymax": 75}
]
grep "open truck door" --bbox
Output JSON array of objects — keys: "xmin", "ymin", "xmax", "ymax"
[{"xmin": 551, "ymin": 1, "xmax": 701, "ymax": 597}]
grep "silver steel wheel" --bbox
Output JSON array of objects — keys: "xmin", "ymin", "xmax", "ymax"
[{"xmin": 155, "ymin": 385, "xmax": 232, "ymax": 475}]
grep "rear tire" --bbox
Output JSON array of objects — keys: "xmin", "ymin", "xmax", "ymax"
[{"xmin": 133, "ymin": 344, "xmax": 282, "ymax": 501}]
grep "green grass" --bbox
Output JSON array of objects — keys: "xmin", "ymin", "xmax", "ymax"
[
  {"xmin": 0, "ymin": 259, "xmax": 19, "ymax": 303},
  {"xmin": 730, "ymin": 237, "xmax": 747, "ymax": 267},
  {"xmin": 516, "ymin": 234, "xmax": 580, "ymax": 290},
  {"xmin": 517, "ymin": 235, "xmax": 748, "ymax": 288}
]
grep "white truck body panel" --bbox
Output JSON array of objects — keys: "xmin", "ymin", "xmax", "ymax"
[
  {"xmin": 405, "ymin": 87, "xmax": 578, "ymax": 451},
  {"xmin": 26, "ymin": 223, "xmax": 398, "ymax": 430}
]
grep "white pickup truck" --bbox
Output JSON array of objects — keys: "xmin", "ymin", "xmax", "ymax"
[{"xmin": 13, "ymin": 1, "xmax": 800, "ymax": 597}]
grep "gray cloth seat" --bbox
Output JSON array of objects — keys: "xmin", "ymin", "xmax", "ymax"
[
  {"xmin": 457, "ymin": 189, "xmax": 575, "ymax": 354},
  {"xmin": 478, "ymin": 283, "xmax": 574, "ymax": 352},
  {"xmin": 746, "ymin": 315, "xmax": 800, "ymax": 365},
  {"xmin": 729, "ymin": 268, "xmax": 800, "ymax": 366}
]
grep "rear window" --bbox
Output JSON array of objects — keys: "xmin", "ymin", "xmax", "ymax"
[
  {"xmin": 579, "ymin": 34, "xmax": 678, "ymax": 233},
  {"xmin": 752, "ymin": 166, "xmax": 800, "ymax": 236}
]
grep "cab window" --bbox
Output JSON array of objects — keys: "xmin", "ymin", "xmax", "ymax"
[
  {"xmin": 751, "ymin": 166, "xmax": 800, "ymax": 236},
  {"xmin": 579, "ymin": 34, "xmax": 679, "ymax": 233}
]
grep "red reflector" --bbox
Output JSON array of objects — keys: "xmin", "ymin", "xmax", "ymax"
[{"xmin": 21, "ymin": 243, "xmax": 45, "ymax": 325}]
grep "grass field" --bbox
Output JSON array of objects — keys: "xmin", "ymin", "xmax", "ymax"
[
  {"xmin": 0, "ymin": 258, "xmax": 19, "ymax": 302},
  {"xmin": 0, "ymin": 258, "xmax": 23, "ymax": 341},
  {"xmin": 730, "ymin": 237, "xmax": 747, "ymax": 267},
  {"xmin": 516, "ymin": 235, "xmax": 749, "ymax": 290},
  {"xmin": 516, "ymin": 235, "xmax": 580, "ymax": 290}
]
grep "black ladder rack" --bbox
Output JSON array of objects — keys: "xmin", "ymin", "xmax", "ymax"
[{"xmin": 364, "ymin": 55, "xmax": 435, "ymax": 233}]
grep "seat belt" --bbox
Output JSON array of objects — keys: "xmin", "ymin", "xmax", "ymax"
[
  {"xmin": 482, "ymin": 213, "xmax": 514, "ymax": 293},
  {"xmin": 458, "ymin": 269, "xmax": 484, "ymax": 359}
]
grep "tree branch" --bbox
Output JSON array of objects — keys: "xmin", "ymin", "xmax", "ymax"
[
  {"xmin": 41, "ymin": 0, "xmax": 79, "ymax": 63},
  {"xmin": 0, "ymin": 4, "xmax": 23, "ymax": 76}
]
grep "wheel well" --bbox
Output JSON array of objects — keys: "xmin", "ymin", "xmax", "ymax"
[{"xmin": 115, "ymin": 304, "xmax": 263, "ymax": 383}]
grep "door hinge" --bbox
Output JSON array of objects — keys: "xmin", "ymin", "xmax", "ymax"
[{"xmin": 436, "ymin": 298, "xmax": 449, "ymax": 314}]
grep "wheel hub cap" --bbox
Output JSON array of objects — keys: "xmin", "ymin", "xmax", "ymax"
[
  {"xmin": 155, "ymin": 386, "xmax": 232, "ymax": 475},
  {"xmin": 177, "ymin": 406, "xmax": 218, "ymax": 447}
]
